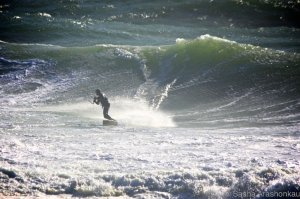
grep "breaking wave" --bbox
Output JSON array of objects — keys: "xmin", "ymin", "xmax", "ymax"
[
  {"xmin": 1, "ymin": 35, "xmax": 300, "ymax": 127},
  {"xmin": 1, "ymin": 165, "xmax": 299, "ymax": 198}
]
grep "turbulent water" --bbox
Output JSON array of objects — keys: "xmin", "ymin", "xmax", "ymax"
[{"xmin": 1, "ymin": 0, "xmax": 300, "ymax": 198}]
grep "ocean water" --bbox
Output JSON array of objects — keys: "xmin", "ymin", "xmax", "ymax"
[{"xmin": 1, "ymin": 0, "xmax": 300, "ymax": 198}]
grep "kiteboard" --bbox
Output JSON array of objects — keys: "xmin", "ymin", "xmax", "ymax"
[{"xmin": 103, "ymin": 120, "xmax": 118, "ymax": 126}]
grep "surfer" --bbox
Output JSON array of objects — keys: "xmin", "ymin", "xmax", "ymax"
[{"xmin": 93, "ymin": 89, "xmax": 115, "ymax": 121}]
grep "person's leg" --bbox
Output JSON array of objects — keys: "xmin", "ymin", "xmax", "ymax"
[{"xmin": 103, "ymin": 105, "xmax": 114, "ymax": 120}]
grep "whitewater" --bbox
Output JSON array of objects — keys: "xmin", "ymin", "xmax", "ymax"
[{"xmin": 1, "ymin": 0, "xmax": 300, "ymax": 198}]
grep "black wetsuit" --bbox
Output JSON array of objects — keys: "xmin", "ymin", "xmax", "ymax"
[{"xmin": 93, "ymin": 94, "xmax": 114, "ymax": 120}]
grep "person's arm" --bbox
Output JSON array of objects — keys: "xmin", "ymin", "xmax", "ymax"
[{"xmin": 93, "ymin": 96, "xmax": 99, "ymax": 105}]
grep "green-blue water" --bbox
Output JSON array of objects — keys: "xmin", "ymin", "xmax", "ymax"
[{"xmin": 1, "ymin": 0, "xmax": 300, "ymax": 198}]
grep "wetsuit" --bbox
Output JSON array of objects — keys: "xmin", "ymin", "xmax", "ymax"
[{"xmin": 93, "ymin": 93, "xmax": 114, "ymax": 120}]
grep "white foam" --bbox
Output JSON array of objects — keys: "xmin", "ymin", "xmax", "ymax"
[
  {"xmin": 175, "ymin": 38, "xmax": 186, "ymax": 43},
  {"xmin": 176, "ymin": 34, "xmax": 237, "ymax": 45},
  {"xmin": 38, "ymin": 12, "xmax": 52, "ymax": 18},
  {"xmin": 198, "ymin": 34, "xmax": 237, "ymax": 44}
]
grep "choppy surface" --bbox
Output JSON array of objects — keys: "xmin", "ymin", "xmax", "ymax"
[
  {"xmin": 1, "ymin": 122, "xmax": 300, "ymax": 198},
  {"xmin": 1, "ymin": 0, "xmax": 300, "ymax": 198}
]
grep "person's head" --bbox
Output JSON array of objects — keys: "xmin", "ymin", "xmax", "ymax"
[{"xmin": 95, "ymin": 89, "xmax": 101, "ymax": 95}]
